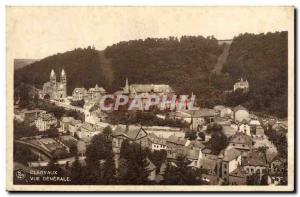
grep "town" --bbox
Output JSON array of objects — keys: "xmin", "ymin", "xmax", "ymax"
[{"xmin": 13, "ymin": 69, "xmax": 288, "ymax": 186}]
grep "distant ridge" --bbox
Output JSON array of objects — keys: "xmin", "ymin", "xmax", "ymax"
[{"xmin": 14, "ymin": 59, "xmax": 39, "ymax": 70}]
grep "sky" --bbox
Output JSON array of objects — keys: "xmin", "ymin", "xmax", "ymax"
[{"xmin": 7, "ymin": 6, "xmax": 293, "ymax": 59}]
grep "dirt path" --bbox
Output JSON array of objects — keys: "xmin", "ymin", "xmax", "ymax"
[
  {"xmin": 211, "ymin": 43, "xmax": 231, "ymax": 75},
  {"xmin": 98, "ymin": 50, "xmax": 114, "ymax": 87}
]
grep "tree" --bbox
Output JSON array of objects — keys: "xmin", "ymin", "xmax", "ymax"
[
  {"xmin": 185, "ymin": 131, "xmax": 197, "ymax": 140},
  {"xmin": 84, "ymin": 134, "xmax": 116, "ymax": 184},
  {"xmin": 69, "ymin": 156, "xmax": 84, "ymax": 184},
  {"xmin": 147, "ymin": 149, "xmax": 167, "ymax": 173},
  {"xmin": 103, "ymin": 126, "xmax": 113, "ymax": 139},
  {"xmin": 118, "ymin": 140, "xmax": 150, "ymax": 184},
  {"xmin": 205, "ymin": 125, "xmax": 228, "ymax": 155},
  {"xmin": 70, "ymin": 99, "xmax": 85, "ymax": 108},
  {"xmin": 163, "ymin": 156, "xmax": 201, "ymax": 185},
  {"xmin": 198, "ymin": 132, "xmax": 205, "ymax": 141}
]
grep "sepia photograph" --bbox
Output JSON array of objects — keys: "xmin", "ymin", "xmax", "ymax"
[{"xmin": 6, "ymin": 6, "xmax": 294, "ymax": 192}]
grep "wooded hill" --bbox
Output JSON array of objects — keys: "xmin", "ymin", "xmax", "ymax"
[{"xmin": 14, "ymin": 32, "xmax": 288, "ymax": 118}]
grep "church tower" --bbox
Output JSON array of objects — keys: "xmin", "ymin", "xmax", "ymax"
[
  {"xmin": 123, "ymin": 77, "xmax": 129, "ymax": 95},
  {"xmin": 61, "ymin": 69, "xmax": 67, "ymax": 97},
  {"xmin": 50, "ymin": 69, "xmax": 56, "ymax": 87}
]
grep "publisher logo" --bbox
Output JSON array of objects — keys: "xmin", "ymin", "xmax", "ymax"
[{"xmin": 15, "ymin": 169, "xmax": 26, "ymax": 180}]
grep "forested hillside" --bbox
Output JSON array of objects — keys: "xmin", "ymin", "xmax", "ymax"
[
  {"xmin": 14, "ymin": 32, "xmax": 288, "ymax": 118},
  {"xmin": 14, "ymin": 47, "xmax": 113, "ymax": 95},
  {"xmin": 105, "ymin": 36, "xmax": 222, "ymax": 95},
  {"xmin": 221, "ymin": 31, "xmax": 288, "ymax": 117}
]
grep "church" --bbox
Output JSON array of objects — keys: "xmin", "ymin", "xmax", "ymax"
[{"xmin": 41, "ymin": 69, "xmax": 67, "ymax": 100}]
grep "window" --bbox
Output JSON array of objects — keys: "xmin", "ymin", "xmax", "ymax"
[{"xmin": 224, "ymin": 164, "xmax": 227, "ymax": 169}]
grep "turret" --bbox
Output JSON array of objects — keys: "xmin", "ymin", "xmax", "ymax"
[
  {"xmin": 61, "ymin": 69, "xmax": 67, "ymax": 97},
  {"xmin": 61, "ymin": 69, "xmax": 66, "ymax": 84},
  {"xmin": 50, "ymin": 69, "xmax": 56, "ymax": 86}
]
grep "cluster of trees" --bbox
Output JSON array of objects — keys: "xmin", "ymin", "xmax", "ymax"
[
  {"xmin": 264, "ymin": 126, "xmax": 287, "ymax": 159},
  {"xmin": 109, "ymin": 111, "xmax": 188, "ymax": 128},
  {"xmin": 204, "ymin": 123, "xmax": 228, "ymax": 155},
  {"xmin": 14, "ymin": 120, "xmax": 40, "ymax": 138},
  {"xmin": 163, "ymin": 156, "xmax": 203, "ymax": 185},
  {"xmin": 70, "ymin": 99, "xmax": 85, "ymax": 108},
  {"xmin": 105, "ymin": 36, "xmax": 222, "ymax": 97},
  {"xmin": 220, "ymin": 32, "xmax": 288, "ymax": 118}
]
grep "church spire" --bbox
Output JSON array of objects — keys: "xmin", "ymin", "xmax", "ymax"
[
  {"xmin": 50, "ymin": 69, "xmax": 56, "ymax": 77},
  {"xmin": 61, "ymin": 69, "xmax": 65, "ymax": 76}
]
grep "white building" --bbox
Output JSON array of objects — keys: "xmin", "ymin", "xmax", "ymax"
[
  {"xmin": 233, "ymin": 105, "xmax": 250, "ymax": 123},
  {"xmin": 220, "ymin": 148, "xmax": 242, "ymax": 184},
  {"xmin": 72, "ymin": 88, "xmax": 87, "ymax": 101},
  {"xmin": 233, "ymin": 78, "xmax": 249, "ymax": 92},
  {"xmin": 238, "ymin": 120, "xmax": 251, "ymax": 136},
  {"xmin": 34, "ymin": 112, "xmax": 57, "ymax": 131}
]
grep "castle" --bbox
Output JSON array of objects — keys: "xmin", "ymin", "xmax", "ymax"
[
  {"xmin": 41, "ymin": 69, "xmax": 67, "ymax": 100},
  {"xmin": 233, "ymin": 78, "xmax": 249, "ymax": 92}
]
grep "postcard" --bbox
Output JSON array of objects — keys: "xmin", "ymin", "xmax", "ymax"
[{"xmin": 6, "ymin": 6, "xmax": 294, "ymax": 192}]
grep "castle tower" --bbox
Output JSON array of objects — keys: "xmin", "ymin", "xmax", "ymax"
[
  {"xmin": 61, "ymin": 69, "xmax": 67, "ymax": 97},
  {"xmin": 50, "ymin": 69, "xmax": 56, "ymax": 86}
]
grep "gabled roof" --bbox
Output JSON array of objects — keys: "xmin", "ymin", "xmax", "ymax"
[
  {"xmin": 112, "ymin": 125, "xmax": 148, "ymax": 141},
  {"xmin": 199, "ymin": 158, "xmax": 217, "ymax": 170},
  {"xmin": 166, "ymin": 135, "xmax": 187, "ymax": 146},
  {"xmin": 188, "ymin": 140, "xmax": 205, "ymax": 149},
  {"xmin": 223, "ymin": 148, "xmax": 241, "ymax": 162},
  {"xmin": 229, "ymin": 133, "xmax": 252, "ymax": 146}
]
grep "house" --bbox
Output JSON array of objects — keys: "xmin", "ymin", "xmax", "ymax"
[
  {"xmin": 68, "ymin": 119, "xmax": 82, "ymax": 136},
  {"xmin": 237, "ymin": 119, "xmax": 251, "ymax": 136},
  {"xmin": 227, "ymin": 133, "xmax": 253, "ymax": 154},
  {"xmin": 214, "ymin": 105, "xmax": 233, "ymax": 118},
  {"xmin": 77, "ymin": 122, "xmax": 102, "ymax": 141},
  {"xmin": 243, "ymin": 149, "xmax": 268, "ymax": 178},
  {"xmin": 34, "ymin": 112, "xmax": 57, "ymax": 131},
  {"xmin": 228, "ymin": 166, "xmax": 247, "ymax": 185},
  {"xmin": 59, "ymin": 117, "xmax": 75, "ymax": 133},
  {"xmin": 85, "ymin": 109, "xmax": 108, "ymax": 124},
  {"xmin": 174, "ymin": 108, "xmax": 215, "ymax": 131},
  {"xmin": 249, "ymin": 119, "xmax": 265, "ymax": 136},
  {"xmin": 233, "ymin": 78, "xmax": 249, "ymax": 92},
  {"xmin": 148, "ymin": 136, "xmax": 167, "ymax": 151},
  {"xmin": 84, "ymin": 84, "xmax": 106, "ymax": 104},
  {"xmin": 143, "ymin": 125, "xmax": 185, "ymax": 139},
  {"xmin": 185, "ymin": 148, "xmax": 202, "ymax": 168},
  {"xmin": 220, "ymin": 148, "xmax": 242, "ymax": 184},
  {"xmin": 233, "ymin": 105, "xmax": 250, "ymax": 123},
  {"xmin": 72, "ymin": 88, "xmax": 87, "ymax": 101},
  {"xmin": 111, "ymin": 125, "xmax": 148, "ymax": 154}
]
